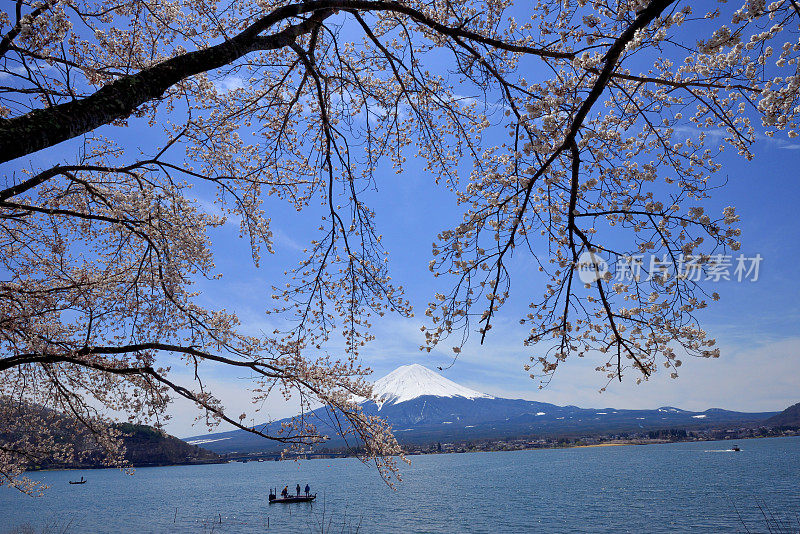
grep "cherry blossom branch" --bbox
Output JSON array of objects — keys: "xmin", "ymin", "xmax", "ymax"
[
  {"xmin": 0, "ymin": 8, "xmax": 334, "ymax": 163},
  {"xmin": 478, "ymin": 0, "xmax": 677, "ymax": 343}
]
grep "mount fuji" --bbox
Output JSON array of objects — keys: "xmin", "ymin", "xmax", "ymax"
[
  {"xmin": 183, "ymin": 364, "xmax": 779, "ymax": 453},
  {"xmin": 371, "ymin": 364, "xmax": 493, "ymax": 407}
]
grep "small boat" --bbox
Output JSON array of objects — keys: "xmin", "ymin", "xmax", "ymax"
[
  {"xmin": 268, "ymin": 494, "xmax": 316, "ymax": 504},
  {"xmin": 268, "ymin": 488, "xmax": 316, "ymax": 504},
  {"xmin": 732, "ymin": 445, "xmax": 741, "ymax": 452},
  {"xmin": 69, "ymin": 477, "xmax": 86, "ymax": 485}
]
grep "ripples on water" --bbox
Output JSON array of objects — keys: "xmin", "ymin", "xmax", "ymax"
[{"xmin": 2, "ymin": 436, "xmax": 798, "ymax": 533}]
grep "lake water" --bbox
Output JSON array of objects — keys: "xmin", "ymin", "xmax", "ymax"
[{"xmin": 2, "ymin": 437, "xmax": 798, "ymax": 533}]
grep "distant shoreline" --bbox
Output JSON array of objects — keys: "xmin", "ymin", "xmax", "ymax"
[
  {"xmin": 200, "ymin": 432, "xmax": 800, "ymax": 464},
  {"xmin": 26, "ymin": 458, "xmax": 225, "ymax": 473},
  {"xmin": 406, "ymin": 433, "xmax": 799, "ymax": 456},
  {"xmin": 410, "ymin": 433, "xmax": 797, "ymax": 455},
  {"xmin": 572, "ymin": 442, "xmax": 631, "ymax": 448},
  {"xmin": 25, "ymin": 433, "xmax": 799, "ymax": 474}
]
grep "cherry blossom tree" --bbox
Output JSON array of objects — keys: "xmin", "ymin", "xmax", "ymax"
[{"xmin": 1, "ymin": 0, "xmax": 796, "ymax": 493}]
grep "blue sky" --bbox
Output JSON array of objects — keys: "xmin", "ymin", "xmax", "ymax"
[
  {"xmin": 158, "ymin": 112, "xmax": 800, "ymax": 437},
  {"xmin": 9, "ymin": 107, "xmax": 800, "ymax": 439},
  {"xmin": 3, "ymin": 5, "xmax": 799, "ymax": 439}
]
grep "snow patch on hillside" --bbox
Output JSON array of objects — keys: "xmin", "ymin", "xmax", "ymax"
[
  {"xmin": 185, "ymin": 437, "xmax": 232, "ymax": 445},
  {"xmin": 370, "ymin": 364, "xmax": 493, "ymax": 409}
]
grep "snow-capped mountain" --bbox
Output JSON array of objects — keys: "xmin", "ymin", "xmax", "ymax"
[
  {"xmin": 371, "ymin": 364, "xmax": 493, "ymax": 408},
  {"xmin": 183, "ymin": 364, "xmax": 779, "ymax": 453}
]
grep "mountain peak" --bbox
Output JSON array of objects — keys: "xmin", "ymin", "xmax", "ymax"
[{"xmin": 371, "ymin": 364, "xmax": 493, "ymax": 408}]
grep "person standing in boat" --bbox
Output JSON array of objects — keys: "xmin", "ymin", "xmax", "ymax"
[
  {"xmin": 296, "ymin": 483, "xmax": 301, "ymax": 496},
  {"xmin": 281, "ymin": 486, "xmax": 288, "ymax": 498},
  {"xmin": 304, "ymin": 484, "xmax": 310, "ymax": 497}
]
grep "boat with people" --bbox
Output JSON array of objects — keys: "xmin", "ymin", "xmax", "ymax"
[
  {"xmin": 68, "ymin": 476, "xmax": 86, "ymax": 485},
  {"xmin": 732, "ymin": 445, "xmax": 741, "ymax": 452},
  {"xmin": 268, "ymin": 485, "xmax": 316, "ymax": 503}
]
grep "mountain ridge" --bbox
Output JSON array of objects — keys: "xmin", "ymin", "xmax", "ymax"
[
  {"xmin": 763, "ymin": 402, "xmax": 800, "ymax": 427},
  {"xmin": 183, "ymin": 364, "xmax": 785, "ymax": 453}
]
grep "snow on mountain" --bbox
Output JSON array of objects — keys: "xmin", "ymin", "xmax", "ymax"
[
  {"xmin": 370, "ymin": 364, "xmax": 493, "ymax": 409},
  {"xmin": 183, "ymin": 364, "xmax": 782, "ymax": 454}
]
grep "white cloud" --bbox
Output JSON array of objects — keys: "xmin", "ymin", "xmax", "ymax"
[
  {"xmin": 164, "ymin": 367, "xmax": 303, "ymax": 438},
  {"xmin": 213, "ymin": 75, "xmax": 245, "ymax": 93},
  {"xmin": 272, "ymin": 228, "xmax": 304, "ymax": 251},
  {"xmin": 482, "ymin": 336, "xmax": 800, "ymax": 413}
]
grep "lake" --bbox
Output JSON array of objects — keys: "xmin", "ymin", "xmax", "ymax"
[{"xmin": 2, "ymin": 436, "xmax": 799, "ymax": 533}]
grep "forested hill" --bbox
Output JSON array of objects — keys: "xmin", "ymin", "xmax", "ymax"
[
  {"xmin": 763, "ymin": 403, "xmax": 800, "ymax": 428},
  {"xmin": 45, "ymin": 422, "xmax": 222, "ymax": 469},
  {"xmin": 0, "ymin": 411, "xmax": 222, "ymax": 470},
  {"xmin": 111, "ymin": 423, "xmax": 222, "ymax": 468}
]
